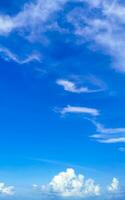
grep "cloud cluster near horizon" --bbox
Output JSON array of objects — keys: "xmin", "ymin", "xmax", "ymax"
[
  {"xmin": 0, "ymin": 169, "xmax": 121, "ymax": 199},
  {"xmin": 33, "ymin": 168, "xmax": 120, "ymax": 198}
]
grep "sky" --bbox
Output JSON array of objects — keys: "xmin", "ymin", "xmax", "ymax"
[{"xmin": 0, "ymin": 0, "xmax": 125, "ymax": 199}]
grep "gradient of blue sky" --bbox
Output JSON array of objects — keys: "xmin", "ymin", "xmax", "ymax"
[{"xmin": 0, "ymin": 0, "xmax": 125, "ymax": 199}]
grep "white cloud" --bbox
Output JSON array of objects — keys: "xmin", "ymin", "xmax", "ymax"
[
  {"xmin": 33, "ymin": 168, "xmax": 122, "ymax": 198},
  {"xmin": 93, "ymin": 121, "xmax": 125, "ymax": 134},
  {"xmin": 0, "ymin": 182, "xmax": 14, "ymax": 195},
  {"xmin": 98, "ymin": 137, "xmax": 125, "ymax": 144},
  {"xmin": 90, "ymin": 120, "xmax": 125, "ymax": 144},
  {"xmin": 67, "ymin": 0, "xmax": 125, "ymax": 72},
  {"xmin": 0, "ymin": 0, "xmax": 125, "ymax": 72},
  {"xmin": 60, "ymin": 105, "xmax": 99, "ymax": 116},
  {"xmin": 0, "ymin": 0, "xmax": 69, "ymax": 63},
  {"xmin": 0, "ymin": 47, "xmax": 41, "ymax": 64},
  {"xmin": 43, "ymin": 168, "xmax": 101, "ymax": 197},
  {"xmin": 0, "ymin": 16, "xmax": 14, "ymax": 35},
  {"xmin": 108, "ymin": 177, "xmax": 119, "ymax": 192},
  {"xmin": 56, "ymin": 79, "xmax": 88, "ymax": 93},
  {"xmin": 0, "ymin": 0, "xmax": 68, "ymax": 36},
  {"xmin": 56, "ymin": 79, "xmax": 104, "ymax": 94}
]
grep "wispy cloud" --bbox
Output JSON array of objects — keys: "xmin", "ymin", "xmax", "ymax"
[
  {"xmin": 0, "ymin": 0, "xmax": 68, "ymax": 63},
  {"xmin": 98, "ymin": 137, "xmax": 125, "ymax": 144},
  {"xmin": 90, "ymin": 120, "xmax": 125, "ymax": 144},
  {"xmin": 67, "ymin": 0, "xmax": 125, "ymax": 72},
  {"xmin": 0, "ymin": 0, "xmax": 123, "ymax": 73},
  {"xmin": 0, "ymin": 47, "xmax": 41, "ymax": 64},
  {"xmin": 60, "ymin": 105, "xmax": 100, "ymax": 116},
  {"xmin": 56, "ymin": 79, "xmax": 105, "ymax": 94},
  {"xmin": 0, "ymin": 0, "xmax": 125, "ymax": 73},
  {"xmin": 0, "ymin": 0, "xmax": 66, "ymax": 36}
]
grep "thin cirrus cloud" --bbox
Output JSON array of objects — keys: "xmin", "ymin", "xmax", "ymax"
[
  {"xmin": 60, "ymin": 105, "xmax": 100, "ymax": 117},
  {"xmin": 0, "ymin": 0, "xmax": 66, "ymax": 35},
  {"xmin": 56, "ymin": 79, "xmax": 104, "ymax": 94},
  {"xmin": 0, "ymin": 0, "xmax": 125, "ymax": 73},
  {"xmin": 0, "ymin": 47, "xmax": 41, "ymax": 64},
  {"xmin": 0, "ymin": 0, "xmax": 68, "ymax": 63},
  {"xmin": 90, "ymin": 120, "xmax": 125, "ymax": 144},
  {"xmin": 67, "ymin": 0, "xmax": 125, "ymax": 72},
  {"xmin": 33, "ymin": 168, "xmax": 120, "ymax": 198}
]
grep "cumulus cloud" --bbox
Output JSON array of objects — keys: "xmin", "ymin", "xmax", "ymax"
[
  {"xmin": 34, "ymin": 168, "xmax": 121, "ymax": 198},
  {"xmin": 42, "ymin": 168, "xmax": 101, "ymax": 198},
  {"xmin": 60, "ymin": 105, "xmax": 99, "ymax": 116},
  {"xmin": 0, "ymin": 182, "xmax": 14, "ymax": 195},
  {"xmin": 108, "ymin": 177, "xmax": 119, "ymax": 192},
  {"xmin": 90, "ymin": 120, "xmax": 125, "ymax": 144},
  {"xmin": 56, "ymin": 79, "xmax": 104, "ymax": 94}
]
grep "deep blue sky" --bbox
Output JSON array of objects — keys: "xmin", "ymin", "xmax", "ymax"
[{"xmin": 0, "ymin": 0, "xmax": 125, "ymax": 199}]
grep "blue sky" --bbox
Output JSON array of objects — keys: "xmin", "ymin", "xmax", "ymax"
[{"xmin": 0, "ymin": 0, "xmax": 125, "ymax": 199}]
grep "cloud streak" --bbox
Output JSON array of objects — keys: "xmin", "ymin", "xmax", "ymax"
[
  {"xmin": 56, "ymin": 79, "xmax": 105, "ymax": 94},
  {"xmin": 0, "ymin": 47, "xmax": 41, "ymax": 64},
  {"xmin": 90, "ymin": 120, "xmax": 125, "ymax": 144},
  {"xmin": 60, "ymin": 105, "xmax": 100, "ymax": 116}
]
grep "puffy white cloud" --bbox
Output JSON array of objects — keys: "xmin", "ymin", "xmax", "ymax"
[
  {"xmin": 33, "ymin": 168, "xmax": 122, "ymax": 198},
  {"xmin": 56, "ymin": 79, "xmax": 104, "ymax": 94},
  {"xmin": 60, "ymin": 105, "xmax": 99, "ymax": 116},
  {"xmin": 44, "ymin": 168, "xmax": 101, "ymax": 197},
  {"xmin": 0, "ymin": 182, "xmax": 14, "ymax": 195},
  {"xmin": 108, "ymin": 177, "xmax": 119, "ymax": 192}
]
